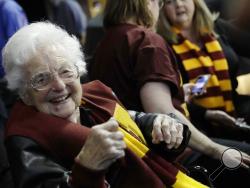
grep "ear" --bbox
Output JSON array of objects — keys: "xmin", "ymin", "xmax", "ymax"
[{"xmin": 19, "ymin": 89, "xmax": 33, "ymax": 106}]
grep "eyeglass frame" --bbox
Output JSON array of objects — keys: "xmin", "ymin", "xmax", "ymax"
[
  {"xmin": 150, "ymin": 0, "xmax": 165, "ymax": 9},
  {"xmin": 158, "ymin": 0, "xmax": 165, "ymax": 9},
  {"xmin": 26, "ymin": 64, "xmax": 80, "ymax": 91},
  {"xmin": 164, "ymin": 0, "xmax": 186, "ymax": 5}
]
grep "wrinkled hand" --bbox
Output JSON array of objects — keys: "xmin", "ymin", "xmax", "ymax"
[
  {"xmin": 151, "ymin": 114, "xmax": 183, "ymax": 149},
  {"xmin": 76, "ymin": 118, "xmax": 126, "ymax": 170},
  {"xmin": 205, "ymin": 110, "xmax": 236, "ymax": 128}
]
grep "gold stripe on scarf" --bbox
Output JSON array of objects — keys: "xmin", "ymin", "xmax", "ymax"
[
  {"xmin": 219, "ymin": 80, "xmax": 232, "ymax": 91},
  {"xmin": 172, "ymin": 32, "xmax": 235, "ymax": 114},
  {"xmin": 183, "ymin": 57, "xmax": 213, "ymax": 70},
  {"xmin": 213, "ymin": 59, "xmax": 229, "ymax": 71},
  {"xmin": 113, "ymin": 104, "xmax": 208, "ymax": 187},
  {"xmin": 173, "ymin": 171, "xmax": 208, "ymax": 188},
  {"xmin": 119, "ymin": 128, "xmax": 149, "ymax": 158},
  {"xmin": 205, "ymin": 40, "xmax": 222, "ymax": 52},
  {"xmin": 181, "ymin": 103, "xmax": 190, "ymax": 118},
  {"xmin": 113, "ymin": 104, "xmax": 208, "ymax": 188},
  {"xmin": 225, "ymin": 101, "xmax": 234, "ymax": 112},
  {"xmin": 195, "ymin": 96, "xmax": 224, "ymax": 108},
  {"xmin": 113, "ymin": 103, "xmax": 147, "ymax": 144},
  {"xmin": 173, "ymin": 40, "xmax": 200, "ymax": 53}
]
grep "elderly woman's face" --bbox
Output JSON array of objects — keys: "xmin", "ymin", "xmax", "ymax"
[
  {"xmin": 163, "ymin": 0, "xmax": 195, "ymax": 29},
  {"xmin": 23, "ymin": 52, "xmax": 82, "ymax": 120}
]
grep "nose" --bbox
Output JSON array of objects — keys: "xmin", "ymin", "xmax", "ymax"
[
  {"xmin": 50, "ymin": 74, "xmax": 66, "ymax": 91},
  {"xmin": 175, "ymin": 0, "xmax": 183, "ymax": 6}
]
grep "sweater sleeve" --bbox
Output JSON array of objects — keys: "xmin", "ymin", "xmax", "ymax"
[
  {"xmin": 70, "ymin": 157, "xmax": 107, "ymax": 188},
  {"xmin": 5, "ymin": 136, "xmax": 108, "ymax": 188}
]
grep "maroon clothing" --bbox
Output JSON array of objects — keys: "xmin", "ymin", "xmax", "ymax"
[
  {"xmin": 90, "ymin": 23, "xmax": 185, "ymax": 114},
  {"xmin": 5, "ymin": 81, "xmax": 192, "ymax": 188}
]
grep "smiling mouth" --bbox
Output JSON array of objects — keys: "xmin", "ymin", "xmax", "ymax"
[
  {"xmin": 177, "ymin": 12, "xmax": 185, "ymax": 16},
  {"xmin": 49, "ymin": 94, "xmax": 70, "ymax": 104},
  {"xmin": 176, "ymin": 10, "xmax": 186, "ymax": 15}
]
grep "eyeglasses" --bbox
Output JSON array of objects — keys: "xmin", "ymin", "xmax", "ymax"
[
  {"xmin": 150, "ymin": 0, "xmax": 165, "ymax": 9},
  {"xmin": 164, "ymin": 0, "xmax": 186, "ymax": 4},
  {"xmin": 158, "ymin": 0, "xmax": 165, "ymax": 8},
  {"xmin": 28, "ymin": 65, "xmax": 79, "ymax": 91}
]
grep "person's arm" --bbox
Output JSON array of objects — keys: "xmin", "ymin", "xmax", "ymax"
[
  {"xmin": 188, "ymin": 99, "xmax": 236, "ymax": 129},
  {"xmin": 140, "ymin": 82, "xmax": 216, "ymax": 155},
  {"xmin": 6, "ymin": 119, "xmax": 125, "ymax": 188},
  {"xmin": 5, "ymin": 136, "xmax": 107, "ymax": 188},
  {"xmin": 2, "ymin": 2, "xmax": 28, "ymax": 38},
  {"xmin": 56, "ymin": 0, "xmax": 87, "ymax": 46},
  {"xmin": 139, "ymin": 82, "xmax": 240, "ymax": 160},
  {"xmin": 128, "ymin": 110, "xmax": 184, "ymax": 149}
]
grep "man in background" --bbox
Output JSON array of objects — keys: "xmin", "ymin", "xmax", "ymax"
[{"xmin": 0, "ymin": 0, "xmax": 28, "ymax": 78}]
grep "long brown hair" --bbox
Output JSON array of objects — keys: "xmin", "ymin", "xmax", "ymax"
[
  {"xmin": 103, "ymin": 0, "xmax": 154, "ymax": 28},
  {"xmin": 158, "ymin": 0, "xmax": 218, "ymax": 43}
]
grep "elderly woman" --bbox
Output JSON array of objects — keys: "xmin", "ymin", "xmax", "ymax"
[{"xmin": 2, "ymin": 21, "xmax": 211, "ymax": 188}]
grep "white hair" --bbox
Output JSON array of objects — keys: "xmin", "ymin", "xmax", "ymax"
[{"xmin": 2, "ymin": 21, "xmax": 86, "ymax": 91}]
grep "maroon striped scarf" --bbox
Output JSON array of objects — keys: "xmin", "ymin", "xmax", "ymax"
[{"xmin": 172, "ymin": 32, "xmax": 235, "ymax": 115}]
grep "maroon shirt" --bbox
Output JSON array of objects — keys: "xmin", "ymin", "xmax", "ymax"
[
  {"xmin": 90, "ymin": 23, "xmax": 185, "ymax": 114},
  {"xmin": 5, "ymin": 81, "xmax": 180, "ymax": 188}
]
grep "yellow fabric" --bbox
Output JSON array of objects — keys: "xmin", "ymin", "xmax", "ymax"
[
  {"xmin": 119, "ymin": 128, "xmax": 149, "ymax": 158},
  {"xmin": 179, "ymin": 74, "xmax": 189, "ymax": 118},
  {"xmin": 181, "ymin": 103, "xmax": 190, "ymax": 118},
  {"xmin": 225, "ymin": 101, "xmax": 235, "ymax": 112},
  {"xmin": 87, "ymin": 0, "xmax": 106, "ymax": 18},
  {"xmin": 213, "ymin": 59, "xmax": 229, "ymax": 71},
  {"xmin": 113, "ymin": 103, "xmax": 146, "ymax": 144},
  {"xmin": 172, "ymin": 34, "xmax": 235, "ymax": 113},
  {"xmin": 184, "ymin": 40, "xmax": 200, "ymax": 51},
  {"xmin": 173, "ymin": 40, "xmax": 200, "ymax": 53},
  {"xmin": 113, "ymin": 103, "xmax": 149, "ymax": 157},
  {"xmin": 113, "ymin": 104, "xmax": 207, "ymax": 188},
  {"xmin": 209, "ymin": 75, "xmax": 220, "ymax": 86},
  {"xmin": 205, "ymin": 40, "xmax": 222, "ymax": 52},
  {"xmin": 172, "ymin": 44, "xmax": 189, "ymax": 54},
  {"xmin": 195, "ymin": 96, "xmax": 234, "ymax": 112},
  {"xmin": 218, "ymin": 80, "xmax": 232, "ymax": 91},
  {"xmin": 173, "ymin": 171, "xmax": 209, "ymax": 188},
  {"xmin": 183, "ymin": 57, "xmax": 213, "ymax": 70}
]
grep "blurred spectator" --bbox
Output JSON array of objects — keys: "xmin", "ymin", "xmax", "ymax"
[
  {"xmin": 45, "ymin": 0, "xmax": 88, "ymax": 46},
  {"xmin": 0, "ymin": 1, "xmax": 26, "ymax": 186},
  {"xmin": 158, "ymin": 0, "xmax": 250, "ymax": 142},
  {"xmin": 0, "ymin": 0, "xmax": 28, "ymax": 78}
]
